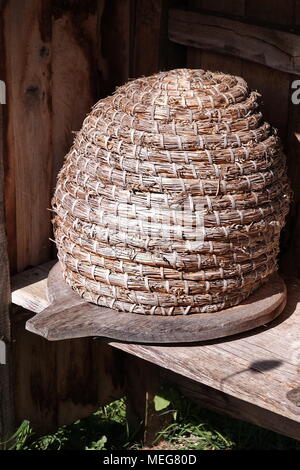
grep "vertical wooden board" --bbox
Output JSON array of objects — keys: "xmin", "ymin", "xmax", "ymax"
[
  {"xmin": 98, "ymin": 0, "xmax": 131, "ymax": 96},
  {"xmin": 12, "ymin": 308, "xmax": 58, "ymax": 432},
  {"xmin": 12, "ymin": 310, "xmax": 125, "ymax": 431},
  {"xmin": 280, "ymin": 5, "xmax": 300, "ymax": 275},
  {"xmin": 124, "ymin": 354, "xmax": 170, "ymax": 446},
  {"xmin": 245, "ymin": 0, "xmax": 295, "ymax": 25},
  {"xmin": 0, "ymin": 76, "xmax": 10, "ymax": 344},
  {"xmin": 56, "ymin": 340, "xmax": 124, "ymax": 426},
  {"xmin": 132, "ymin": 0, "xmax": 167, "ymax": 77},
  {"xmin": 51, "ymin": 0, "xmax": 99, "ymax": 191},
  {"xmin": 200, "ymin": 0, "xmax": 245, "ymax": 16},
  {"xmin": 0, "ymin": 21, "xmax": 14, "ymax": 438},
  {"xmin": 166, "ymin": 0, "xmax": 187, "ymax": 70},
  {"xmin": 280, "ymin": 88, "xmax": 300, "ymax": 276},
  {"xmin": 3, "ymin": 0, "xmax": 53, "ymax": 273}
]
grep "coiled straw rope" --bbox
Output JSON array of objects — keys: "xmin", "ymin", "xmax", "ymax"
[{"xmin": 52, "ymin": 68, "xmax": 291, "ymax": 315}]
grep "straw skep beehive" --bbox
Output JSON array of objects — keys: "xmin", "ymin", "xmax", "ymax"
[{"xmin": 52, "ymin": 68, "xmax": 291, "ymax": 316}]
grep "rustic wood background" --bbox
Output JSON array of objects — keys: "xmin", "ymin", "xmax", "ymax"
[{"xmin": 1, "ymin": 0, "xmax": 300, "ymax": 434}]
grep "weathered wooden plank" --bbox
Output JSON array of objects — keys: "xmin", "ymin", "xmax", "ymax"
[
  {"xmin": 56, "ymin": 339, "xmax": 124, "ymax": 427},
  {"xmin": 11, "ymin": 305, "xmax": 124, "ymax": 432},
  {"xmin": 12, "ymin": 309, "xmax": 58, "ymax": 432},
  {"xmin": 125, "ymin": 355, "xmax": 171, "ymax": 445},
  {"xmin": 0, "ymin": 44, "xmax": 14, "ymax": 443},
  {"xmin": 97, "ymin": 0, "xmax": 132, "ymax": 95},
  {"xmin": 242, "ymin": 1, "xmax": 292, "ymax": 142},
  {"xmin": 280, "ymin": 4, "xmax": 300, "ymax": 277},
  {"xmin": 11, "ymin": 263, "xmax": 124, "ymax": 431},
  {"xmin": 51, "ymin": 0, "xmax": 99, "ymax": 192},
  {"xmin": 169, "ymin": 9, "xmax": 300, "ymax": 76},
  {"xmin": 3, "ymin": 0, "xmax": 53, "ymax": 273},
  {"xmin": 245, "ymin": 0, "xmax": 295, "ymax": 26},
  {"xmin": 25, "ymin": 263, "xmax": 286, "ymax": 344},
  {"xmin": 280, "ymin": 93, "xmax": 300, "ymax": 276},
  {"xmin": 132, "ymin": 0, "xmax": 167, "ymax": 77}
]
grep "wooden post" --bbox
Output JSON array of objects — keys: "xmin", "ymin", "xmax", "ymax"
[{"xmin": 124, "ymin": 355, "xmax": 171, "ymax": 447}]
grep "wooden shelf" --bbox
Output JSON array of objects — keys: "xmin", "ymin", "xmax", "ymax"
[
  {"xmin": 11, "ymin": 262, "xmax": 300, "ymax": 440},
  {"xmin": 23, "ymin": 263, "xmax": 286, "ymax": 344}
]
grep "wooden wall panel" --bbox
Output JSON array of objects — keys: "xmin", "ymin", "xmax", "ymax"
[
  {"xmin": 246, "ymin": 0, "xmax": 295, "ymax": 25},
  {"xmin": 12, "ymin": 309, "xmax": 124, "ymax": 431},
  {"xmin": 3, "ymin": 0, "xmax": 53, "ymax": 273},
  {"xmin": 98, "ymin": 0, "xmax": 131, "ymax": 96},
  {"xmin": 56, "ymin": 340, "xmax": 124, "ymax": 426},
  {"xmin": 280, "ymin": 4, "xmax": 300, "ymax": 275},
  {"xmin": 131, "ymin": 0, "xmax": 168, "ymax": 77},
  {"xmin": 0, "ymin": 17, "xmax": 14, "ymax": 439},
  {"xmin": 2, "ymin": 0, "xmax": 100, "ymax": 273},
  {"xmin": 51, "ymin": 1, "xmax": 99, "ymax": 188},
  {"xmin": 12, "ymin": 309, "xmax": 58, "ymax": 431}
]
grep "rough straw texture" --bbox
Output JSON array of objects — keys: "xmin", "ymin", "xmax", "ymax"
[{"xmin": 52, "ymin": 69, "xmax": 291, "ymax": 316}]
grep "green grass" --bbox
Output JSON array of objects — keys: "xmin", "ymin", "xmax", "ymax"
[{"xmin": 4, "ymin": 390, "xmax": 300, "ymax": 450}]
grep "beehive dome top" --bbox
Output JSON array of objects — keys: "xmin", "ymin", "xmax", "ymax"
[
  {"xmin": 117, "ymin": 68, "xmax": 247, "ymax": 99},
  {"xmin": 99, "ymin": 68, "xmax": 253, "ymax": 121}
]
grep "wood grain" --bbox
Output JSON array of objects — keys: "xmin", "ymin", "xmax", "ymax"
[
  {"xmin": 11, "ymin": 305, "xmax": 124, "ymax": 431},
  {"xmin": 132, "ymin": 0, "xmax": 167, "ymax": 77},
  {"xmin": 169, "ymin": 9, "xmax": 300, "ymax": 76},
  {"xmin": 280, "ymin": 3, "xmax": 300, "ymax": 277},
  {"xmin": 163, "ymin": 369, "xmax": 300, "ymax": 441},
  {"xmin": 0, "ymin": 55, "xmax": 14, "ymax": 442},
  {"xmin": 3, "ymin": 0, "xmax": 53, "ymax": 273},
  {"xmin": 51, "ymin": 0, "xmax": 98, "ymax": 194},
  {"xmin": 2, "ymin": 1, "xmax": 100, "ymax": 272},
  {"xmin": 25, "ymin": 263, "xmax": 286, "ymax": 344},
  {"xmin": 245, "ymin": 0, "xmax": 295, "ymax": 26},
  {"xmin": 11, "ymin": 264, "xmax": 124, "ymax": 432},
  {"xmin": 98, "ymin": 0, "xmax": 131, "ymax": 95},
  {"xmin": 12, "ymin": 310, "xmax": 58, "ymax": 432}
]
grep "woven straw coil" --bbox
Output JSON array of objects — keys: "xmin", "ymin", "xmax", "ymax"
[{"xmin": 52, "ymin": 68, "xmax": 291, "ymax": 315}]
